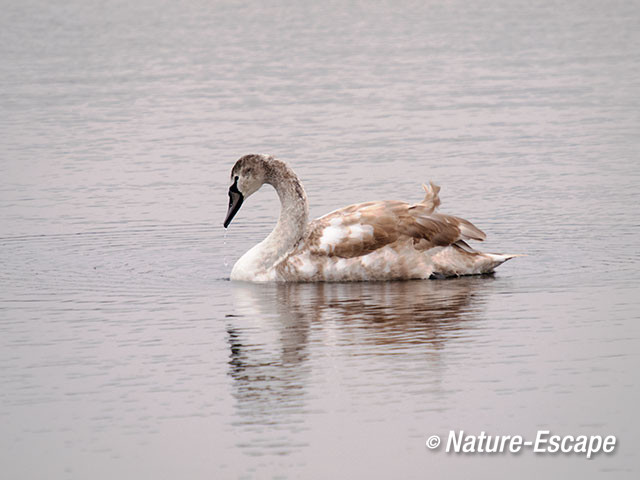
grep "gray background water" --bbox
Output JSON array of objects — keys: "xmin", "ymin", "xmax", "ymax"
[{"xmin": 1, "ymin": 0, "xmax": 639, "ymax": 478}]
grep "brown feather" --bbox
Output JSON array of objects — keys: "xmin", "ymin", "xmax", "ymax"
[{"xmin": 301, "ymin": 196, "xmax": 484, "ymax": 260}]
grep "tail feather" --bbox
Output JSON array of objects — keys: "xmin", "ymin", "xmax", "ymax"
[
  {"xmin": 432, "ymin": 248, "xmax": 523, "ymax": 277},
  {"xmin": 486, "ymin": 253, "xmax": 526, "ymax": 262},
  {"xmin": 482, "ymin": 253, "xmax": 525, "ymax": 272}
]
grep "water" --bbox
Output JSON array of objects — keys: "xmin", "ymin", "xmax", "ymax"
[{"xmin": 1, "ymin": 0, "xmax": 639, "ymax": 478}]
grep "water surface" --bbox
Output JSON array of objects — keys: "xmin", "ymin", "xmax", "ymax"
[{"xmin": 1, "ymin": 0, "xmax": 639, "ymax": 478}]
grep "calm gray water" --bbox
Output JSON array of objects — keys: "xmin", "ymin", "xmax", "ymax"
[{"xmin": 1, "ymin": 0, "xmax": 639, "ymax": 478}]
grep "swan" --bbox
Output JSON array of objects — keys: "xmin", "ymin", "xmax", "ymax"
[{"xmin": 223, "ymin": 154, "xmax": 518, "ymax": 282}]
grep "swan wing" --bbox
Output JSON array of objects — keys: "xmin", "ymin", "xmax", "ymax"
[{"xmin": 304, "ymin": 197, "xmax": 485, "ymax": 259}]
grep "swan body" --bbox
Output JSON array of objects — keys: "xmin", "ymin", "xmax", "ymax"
[{"xmin": 224, "ymin": 154, "xmax": 517, "ymax": 282}]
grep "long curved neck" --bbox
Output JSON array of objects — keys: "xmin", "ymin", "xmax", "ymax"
[
  {"xmin": 230, "ymin": 157, "xmax": 309, "ymax": 281},
  {"xmin": 262, "ymin": 162, "xmax": 309, "ymax": 260}
]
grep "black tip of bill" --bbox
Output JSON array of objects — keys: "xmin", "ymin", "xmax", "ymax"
[{"xmin": 223, "ymin": 177, "xmax": 244, "ymax": 228}]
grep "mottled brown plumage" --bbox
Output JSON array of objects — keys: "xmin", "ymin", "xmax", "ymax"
[{"xmin": 225, "ymin": 154, "xmax": 518, "ymax": 282}]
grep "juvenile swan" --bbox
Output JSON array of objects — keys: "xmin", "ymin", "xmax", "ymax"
[{"xmin": 223, "ymin": 154, "xmax": 517, "ymax": 282}]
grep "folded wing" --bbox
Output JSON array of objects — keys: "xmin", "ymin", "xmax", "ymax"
[{"xmin": 304, "ymin": 183, "xmax": 485, "ymax": 259}]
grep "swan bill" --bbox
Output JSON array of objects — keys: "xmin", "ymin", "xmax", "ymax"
[{"xmin": 224, "ymin": 177, "xmax": 244, "ymax": 228}]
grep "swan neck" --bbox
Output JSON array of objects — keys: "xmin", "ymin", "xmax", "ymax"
[
  {"xmin": 266, "ymin": 167, "xmax": 309, "ymax": 251},
  {"xmin": 230, "ymin": 159, "xmax": 309, "ymax": 281}
]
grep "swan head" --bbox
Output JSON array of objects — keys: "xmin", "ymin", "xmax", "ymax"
[{"xmin": 223, "ymin": 154, "xmax": 270, "ymax": 228}]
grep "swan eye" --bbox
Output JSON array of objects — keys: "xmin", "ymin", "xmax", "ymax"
[
  {"xmin": 245, "ymin": 168, "xmax": 252, "ymax": 175},
  {"xmin": 230, "ymin": 176, "xmax": 241, "ymax": 194}
]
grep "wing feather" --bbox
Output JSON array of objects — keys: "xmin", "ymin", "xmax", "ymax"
[{"xmin": 302, "ymin": 186, "xmax": 485, "ymax": 259}]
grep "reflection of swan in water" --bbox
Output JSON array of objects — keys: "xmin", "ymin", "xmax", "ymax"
[
  {"xmin": 290, "ymin": 278, "xmax": 487, "ymax": 349},
  {"xmin": 226, "ymin": 277, "xmax": 491, "ymax": 437}
]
